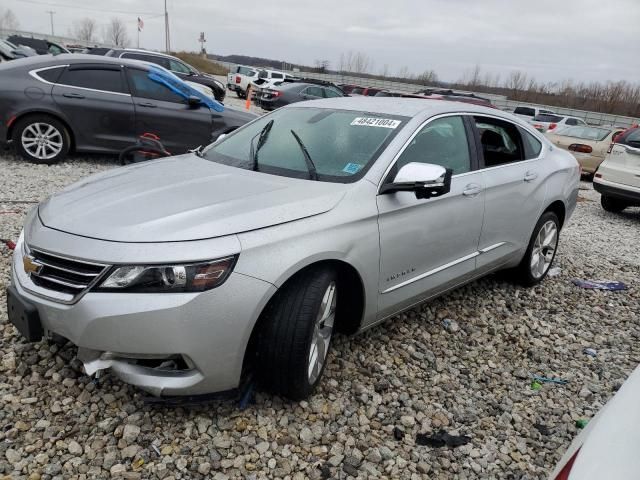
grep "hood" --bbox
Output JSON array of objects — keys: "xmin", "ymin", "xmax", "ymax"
[{"xmin": 38, "ymin": 156, "xmax": 348, "ymax": 242}]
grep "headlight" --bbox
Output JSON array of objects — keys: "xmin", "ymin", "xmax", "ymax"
[{"xmin": 97, "ymin": 256, "xmax": 237, "ymax": 293}]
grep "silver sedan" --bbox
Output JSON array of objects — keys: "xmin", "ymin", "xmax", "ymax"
[{"xmin": 8, "ymin": 97, "xmax": 580, "ymax": 399}]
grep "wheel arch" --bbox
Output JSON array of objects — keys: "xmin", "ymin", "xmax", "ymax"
[
  {"xmin": 240, "ymin": 258, "xmax": 366, "ymax": 378},
  {"xmin": 543, "ymin": 199, "xmax": 566, "ymax": 229}
]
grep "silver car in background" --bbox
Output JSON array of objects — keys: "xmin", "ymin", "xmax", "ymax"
[{"xmin": 7, "ymin": 98, "xmax": 579, "ymax": 399}]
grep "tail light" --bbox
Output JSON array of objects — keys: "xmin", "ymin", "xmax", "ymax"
[
  {"xmin": 549, "ymin": 123, "xmax": 557, "ymax": 130},
  {"xmin": 235, "ymin": 76, "xmax": 241, "ymax": 84},
  {"xmin": 554, "ymin": 448, "xmax": 580, "ymax": 480},
  {"xmin": 569, "ymin": 144, "xmax": 593, "ymax": 154}
]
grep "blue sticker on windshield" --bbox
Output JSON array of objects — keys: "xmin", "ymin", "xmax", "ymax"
[{"xmin": 343, "ymin": 163, "xmax": 362, "ymax": 174}]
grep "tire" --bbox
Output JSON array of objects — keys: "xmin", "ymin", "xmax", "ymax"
[
  {"xmin": 257, "ymin": 267, "xmax": 338, "ymax": 400},
  {"xmin": 12, "ymin": 114, "xmax": 70, "ymax": 164},
  {"xmin": 513, "ymin": 211, "xmax": 560, "ymax": 287},
  {"xmin": 601, "ymin": 195, "xmax": 627, "ymax": 213},
  {"xmin": 236, "ymin": 88, "xmax": 245, "ymax": 99}
]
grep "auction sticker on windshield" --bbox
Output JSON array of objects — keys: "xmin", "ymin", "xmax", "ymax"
[{"xmin": 351, "ymin": 117, "xmax": 401, "ymax": 129}]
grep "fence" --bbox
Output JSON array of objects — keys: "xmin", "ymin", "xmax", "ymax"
[{"xmin": 219, "ymin": 60, "xmax": 640, "ymax": 128}]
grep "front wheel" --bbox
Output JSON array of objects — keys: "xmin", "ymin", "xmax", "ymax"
[
  {"xmin": 257, "ymin": 267, "xmax": 337, "ymax": 400},
  {"xmin": 601, "ymin": 195, "xmax": 627, "ymax": 213},
  {"xmin": 513, "ymin": 211, "xmax": 560, "ymax": 287}
]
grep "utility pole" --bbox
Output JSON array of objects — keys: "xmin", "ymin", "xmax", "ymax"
[
  {"xmin": 46, "ymin": 10, "xmax": 55, "ymax": 35},
  {"xmin": 164, "ymin": 0, "xmax": 170, "ymax": 53}
]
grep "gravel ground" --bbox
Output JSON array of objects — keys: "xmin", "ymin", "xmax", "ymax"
[{"xmin": 1, "ymin": 145, "xmax": 639, "ymax": 480}]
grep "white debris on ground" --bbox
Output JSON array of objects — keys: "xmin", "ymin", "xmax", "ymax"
[{"xmin": 1, "ymin": 141, "xmax": 639, "ymax": 479}]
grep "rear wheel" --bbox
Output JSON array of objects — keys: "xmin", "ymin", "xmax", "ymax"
[
  {"xmin": 601, "ymin": 195, "xmax": 627, "ymax": 213},
  {"xmin": 12, "ymin": 114, "xmax": 70, "ymax": 164},
  {"xmin": 513, "ymin": 211, "xmax": 560, "ymax": 287},
  {"xmin": 257, "ymin": 267, "xmax": 337, "ymax": 400}
]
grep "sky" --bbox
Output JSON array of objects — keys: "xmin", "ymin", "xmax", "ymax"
[{"xmin": 4, "ymin": 0, "xmax": 640, "ymax": 85}]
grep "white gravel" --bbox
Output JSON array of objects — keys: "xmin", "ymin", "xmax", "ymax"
[{"xmin": 1, "ymin": 141, "xmax": 639, "ymax": 479}]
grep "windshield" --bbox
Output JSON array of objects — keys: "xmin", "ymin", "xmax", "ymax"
[
  {"xmin": 203, "ymin": 107, "xmax": 408, "ymax": 183},
  {"xmin": 557, "ymin": 126, "xmax": 611, "ymax": 141}
]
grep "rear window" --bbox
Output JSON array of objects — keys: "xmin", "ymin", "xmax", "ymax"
[
  {"xmin": 533, "ymin": 114, "xmax": 563, "ymax": 123},
  {"xmin": 617, "ymin": 128, "xmax": 640, "ymax": 147},
  {"xmin": 558, "ymin": 126, "xmax": 611, "ymax": 142},
  {"xmin": 514, "ymin": 107, "xmax": 535, "ymax": 116},
  {"xmin": 351, "ymin": 87, "xmax": 364, "ymax": 95}
]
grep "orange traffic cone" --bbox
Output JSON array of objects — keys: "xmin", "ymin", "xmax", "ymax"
[{"xmin": 245, "ymin": 86, "xmax": 251, "ymax": 110}]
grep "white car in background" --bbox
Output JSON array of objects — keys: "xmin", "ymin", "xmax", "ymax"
[
  {"xmin": 513, "ymin": 105, "xmax": 555, "ymax": 121},
  {"xmin": 549, "ymin": 365, "xmax": 640, "ymax": 479},
  {"xmin": 250, "ymin": 69, "xmax": 296, "ymax": 98},
  {"xmin": 227, "ymin": 65, "xmax": 258, "ymax": 99},
  {"xmin": 530, "ymin": 114, "xmax": 586, "ymax": 133},
  {"xmin": 593, "ymin": 126, "xmax": 640, "ymax": 212}
]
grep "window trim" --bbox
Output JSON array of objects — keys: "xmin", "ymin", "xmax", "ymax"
[
  {"xmin": 35, "ymin": 64, "xmax": 131, "ymax": 97},
  {"xmin": 377, "ymin": 112, "xmax": 479, "ymax": 193}
]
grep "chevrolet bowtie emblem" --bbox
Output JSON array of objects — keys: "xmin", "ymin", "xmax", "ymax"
[{"xmin": 23, "ymin": 255, "xmax": 43, "ymax": 276}]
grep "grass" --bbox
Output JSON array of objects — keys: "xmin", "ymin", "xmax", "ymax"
[{"xmin": 172, "ymin": 52, "xmax": 229, "ymax": 76}]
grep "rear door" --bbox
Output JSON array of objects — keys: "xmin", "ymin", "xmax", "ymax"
[
  {"xmin": 125, "ymin": 67, "xmax": 213, "ymax": 153},
  {"xmin": 52, "ymin": 64, "xmax": 135, "ymax": 152},
  {"xmin": 471, "ymin": 116, "xmax": 548, "ymax": 272}
]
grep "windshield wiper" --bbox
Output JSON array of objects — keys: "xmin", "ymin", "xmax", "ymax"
[
  {"xmin": 290, "ymin": 129, "xmax": 318, "ymax": 181},
  {"xmin": 249, "ymin": 119, "xmax": 274, "ymax": 171}
]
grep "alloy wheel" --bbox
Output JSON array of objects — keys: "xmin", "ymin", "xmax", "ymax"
[
  {"xmin": 530, "ymin": 220, "xmax": 558, "ymax": 279},
  {"xmin": 307, "ymin": 282, "xmax": 337, "ymax": 384},
  {"xmin": 21, "ymin": 122, "xmax": 63, "ymax": 160}
]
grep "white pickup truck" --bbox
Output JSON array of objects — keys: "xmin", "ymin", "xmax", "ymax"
[{"xmin": 227, "ymin": 65, "xmax": 258, "ymax": 99}]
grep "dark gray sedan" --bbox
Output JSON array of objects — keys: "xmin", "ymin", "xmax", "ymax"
[
  {"xmin": 0, "ymin": 55, "xmax": 256, "ymax": 163},
  {"xmin": 256, "ymin": 82, "xmax": 346, "ymax": 111}
]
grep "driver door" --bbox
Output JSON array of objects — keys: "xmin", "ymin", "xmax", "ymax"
[
  {"xmin": 376, "ymin": 115, "xmax": 485, "ymax": 319},
  {"xmin": 125, "ymin": 67, "xmax": 213, "ymax": 154}
]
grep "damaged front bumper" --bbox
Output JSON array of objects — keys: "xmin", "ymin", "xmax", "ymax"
[{"xmin": 9, "ymin": 237, "xmax": 276, "ymax": 396}]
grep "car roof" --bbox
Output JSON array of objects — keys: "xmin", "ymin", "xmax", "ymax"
[
  {"xmin": 110, "ymin": 48, "xmax": 182, "ymax": 61},
  {"xmin": 1, "ymin": 53, "xmax": 157, "ymax": 71},
  {"xmin": 288, "ymin": 96, "xmax": 507, "ymax": 119}
]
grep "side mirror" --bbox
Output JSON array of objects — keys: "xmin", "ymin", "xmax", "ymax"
[
  {"xmin": 187, "ymin": 95, "xmax": 202, "ymax": 107},
  {"xmin": 380, "ymin": 162, "xmax": 452, "ymax": 199}
]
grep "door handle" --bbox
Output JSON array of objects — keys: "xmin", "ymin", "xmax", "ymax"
[
  {"xmin": 62, "ymin": 92, "xmax": 85, "ymax": 99},
  {"xmin": 462, "ymin": 183, "xmax": 482, "ymax": 197},
  {"xmin": 524, "ymin": 171, "xmax": 538, "ymax": 182},
  {"xmin": 138, "ymin": 102, "xmax": 157, "ymax": 108}
]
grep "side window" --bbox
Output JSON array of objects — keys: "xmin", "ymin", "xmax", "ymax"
[
  {"xmin": 519, "ymin": 127, "xmax": 543, "ymax": 159},
  {"xmin": 324, "ymin": 88, "xmax": 342, "ymax": 98},
  {"xmin": 271, "ymin": 73, "xmax": 283, "ymax": 79},
  {"xmin": 122, "ymin": 53, "xmax": 170, "ymax": 69},
  {"xmin": 126, "ymin": 68, "xmax": 184, "ymax": 103},
  {"xmin": 258, "ymin": 71, "xmax": 268, "ymax": 79},
  {"xmin": 169, "ymin": 59, "xmax": 191, "ymax": 74},
  {"xmin": 566, "ymin": 118, "xmax": 577, "ymax": 126},
  {"xmin": 395, "ymin": 116, "xmax": 471, "ymax": 175},
  {"xmin": 48, "ymin": 44, "xmax": 64, "ymax": 55},
  {"xmin": 474, "ymin": 116, "xmax": 524, "ymax": 167},
  {"xmin": 58, "ymin": 67, "xmax": 125, "ymax": 93},
  {"xmin": 37, "ymin": 66, "xmax": 65, "ymax": 83},
  {"xmin": 303, "ymin": 86, "xmax": 324, "ymax": 98}
]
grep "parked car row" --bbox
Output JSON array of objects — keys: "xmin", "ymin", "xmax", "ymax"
[{"xmin": 0, "ymin": 55, "xmax": 255, "ymax": 163}]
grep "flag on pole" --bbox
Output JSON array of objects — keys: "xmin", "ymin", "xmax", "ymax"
[{"xmin": 137, "ymin": 17, "xmax": 144, "ymax": 32}]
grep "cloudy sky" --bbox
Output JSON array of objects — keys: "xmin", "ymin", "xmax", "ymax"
[{"xmin": 4, "ymin": 0, "xmax": 640, "ymax": 84}]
